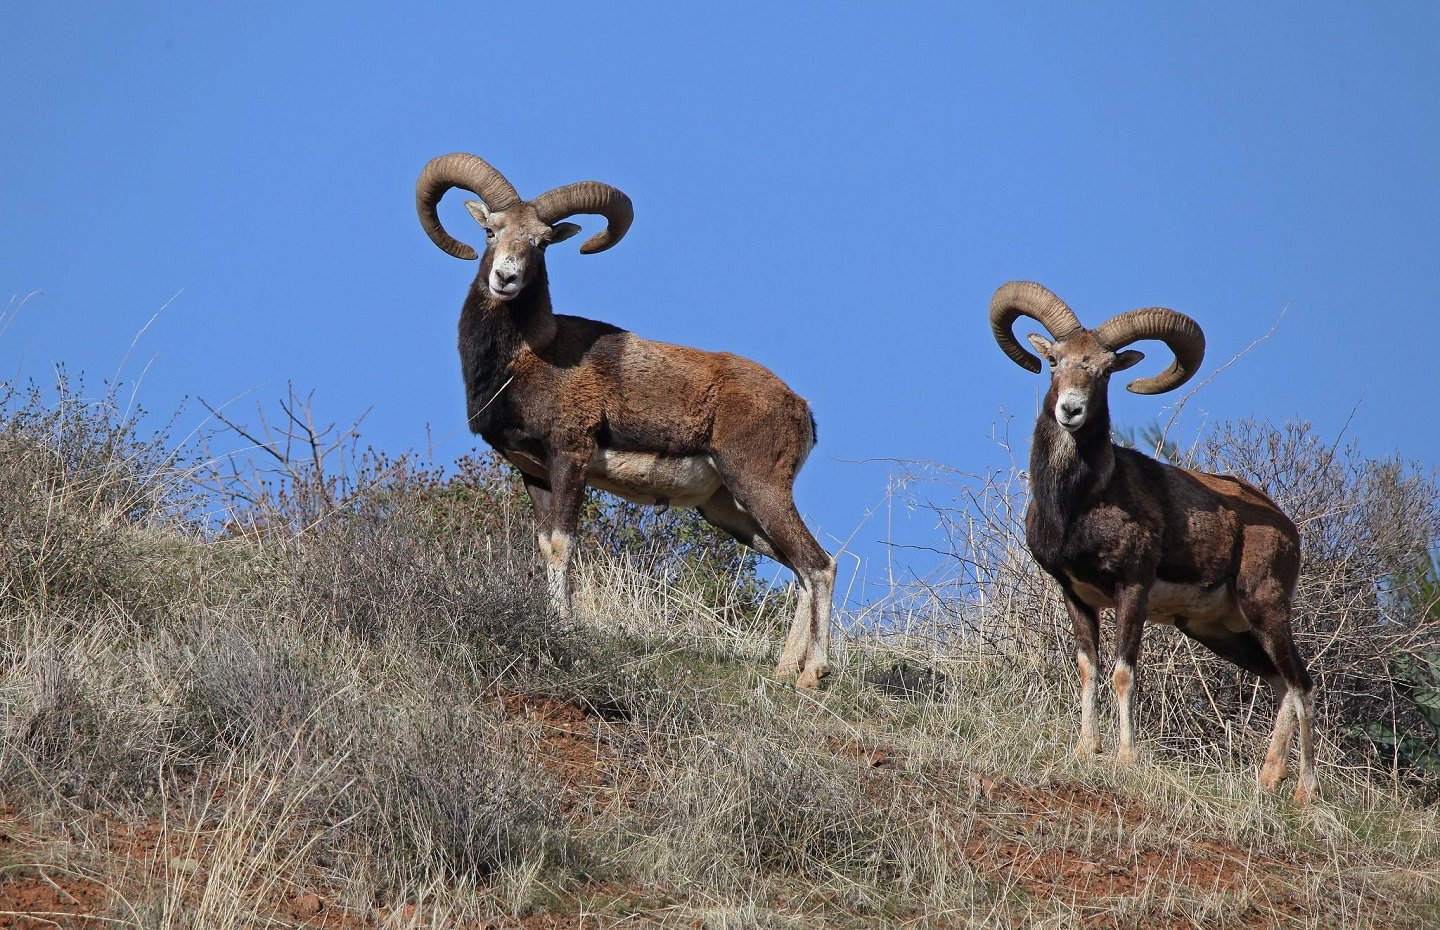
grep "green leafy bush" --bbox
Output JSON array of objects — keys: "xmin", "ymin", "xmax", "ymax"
[{"xmin": 1359, "ymin": 651, "xmax": 1440, "ymax": 773}]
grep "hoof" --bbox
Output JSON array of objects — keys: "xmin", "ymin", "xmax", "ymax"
[
  {"xmin": 773, "ymin": 659, "xmax": 802, "ymax": 681},
  {"xmin": 1074, "ymin": 740, "xmax": 1100, "ymax": 759},
  {"xmin": 795, "ymin": 664, "xmax": 830, "ymax": 690},
  {"xmin": 1292, "ymin": 777, "xmax": 1320, "ymax": 806},
  {"xmin": 1115, "ymin": 745, "xmax": 1140, "ymax": 766},
  {"xmin": 1258, "ymin": 759, "xmax": 1287, "ymax": 791}
]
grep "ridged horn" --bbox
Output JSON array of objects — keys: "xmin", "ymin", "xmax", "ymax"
[
  {"xmin": 989, "ymin": 281, "xmax": 1084, "ymax": 373},
  {"xmin": 416, "ymin": 153, "xmax": 522, "ymax": 260},
  {"xmin": 530, "ymin": 181, "xmax": 634, "ymax": 254},
  {"xmin": 1093, "ymin": 307, "xmax": 1206, "ymax": 395}
]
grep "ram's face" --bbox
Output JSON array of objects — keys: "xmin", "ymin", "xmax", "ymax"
[
  {"xmin": 465, "ymin": 201, "xmax": 579, "ymax": 301},
  {"xmin": 1026, "ymin": 331, "xmax": 1144, "ymax": 433}
]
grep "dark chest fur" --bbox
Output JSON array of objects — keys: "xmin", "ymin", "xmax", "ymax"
[
  {"xmin": 1027, "ymin": 419, "xmax": 1236, "ymax": 597},
  {"xmin": 1025, "ymin": 421, "xmax": 1154, "ymax": 587},
  {"xmin": 457, "ymin": 279, "xmax": 538, "ymax": 448}
]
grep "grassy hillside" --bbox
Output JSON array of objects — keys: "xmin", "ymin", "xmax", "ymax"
[{"xmin": 1, "ymin": 378, "xmax": 1439, "ymax": 929}]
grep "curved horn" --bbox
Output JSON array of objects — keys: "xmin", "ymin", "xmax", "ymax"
[
  {"xmin": 1093, "ymin": 307, "xmax": 1206, "ymax": 395},
  {"xmin": 530, "ymin": 181, "xmax": 634, "ymax": 254},
  {"xmin": 989, "ymin": 281, "xmax": 1084, "ymax": 373},
  {"xmin": 416, "ymin": 153, "xmax": 522, "ymax": 260}
]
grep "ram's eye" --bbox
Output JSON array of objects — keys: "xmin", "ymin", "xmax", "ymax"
[{"xmin": 485, "ymin": 229, "xmax": 496, "ymax": 239}]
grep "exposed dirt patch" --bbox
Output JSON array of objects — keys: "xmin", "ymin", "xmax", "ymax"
[
  {"xmin": 940, "ymin": 775, "xmax": 1345, "ymax": 930},
  {"xmin": 986, "ymin": 779, "xmax": 1149, "ymax": 825},
  {"xmin": 0, "ymin": 869, "xmax": 111, "ymax": 930},
  {"xmin": 966, "ymin": 835, "xmax": 1263, "ymax": 898},
  {"xmin": 503, "ymin": 691, "xmax": 638, "ymax": 813},
  {"xmin": 0, "ymin": 808, "xmax": 110, "ymax": 930}
]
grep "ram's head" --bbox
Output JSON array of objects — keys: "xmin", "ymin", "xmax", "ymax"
[
  {"xmin": 990, "ymin": 280, "xmax": 1205, "ymax": 432},
  {"xmin": 416, "ymin": 153, "xmax": 633, "ymax": 301}
]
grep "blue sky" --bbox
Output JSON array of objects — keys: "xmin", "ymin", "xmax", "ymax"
[{"xmin": 4, "ymin": 3, "xmax": 1437, "ymax": 601}]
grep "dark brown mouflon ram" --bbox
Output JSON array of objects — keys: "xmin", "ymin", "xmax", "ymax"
[
  {"xmin": 991, "ymin": 281, "xmax": 1318, "ymax": 803},
  {"xmin": 416, "ymin": 153, "xmax": 836, "ymax": 688}
]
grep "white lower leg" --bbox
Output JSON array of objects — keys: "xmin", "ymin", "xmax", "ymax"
[
  {"xmin": 1113, "ymin": 662, "xmax": 1138, "ymax": 763},
  {"xmin": 1259, "ymin": 687, "xmax": 1297, "ymax": 789},
  {"xmin": 774, "ymin": 579, "xmax": 812, "ymax": 679},
  {"xmin": 796, "ymin": 558, "xmax": 836, "ymax": 689},
  {"xmin": 1076, "ymin": 652, "xmax": 1100, "ymax": 757},
  {"xmin": 1292, "ymin": 689, "xmax": 1319, "ymax": 803},
  {"xmin": 538, "ymin": 530, "xmax": 573, "ymax": 616}
]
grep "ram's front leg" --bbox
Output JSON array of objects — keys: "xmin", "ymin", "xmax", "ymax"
[
  {"xmin": 1111, "ymin": 583, "xmax": 1150, "ymax": 765},
  {"xmin": 537, "ymin": 452, "xmax": 587, "ymax": 617},
  {"xmin": 1062, "ymin": 590, "xmax": 1102, "ymax": 758}
]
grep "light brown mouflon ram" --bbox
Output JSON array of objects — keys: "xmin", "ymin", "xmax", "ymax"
[
  {"xmin": 991, "ymin": 280, "xmax": 1318, "ymax": 803},
  {"xmin": 416, "ymin": 153, "xmax": 836, "ymax": 688}
]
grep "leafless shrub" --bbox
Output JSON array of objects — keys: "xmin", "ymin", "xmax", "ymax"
[
  {"xmin": 0, "ymin": 375, "xmax": 199, "ymax": 617},
  {"xmin": 197, "ymin": 383, "xmax": 375, "ymax": 533},
  {"xmin": 855, "ymin": 456, "xmax": 1072, "ymax": 670}
]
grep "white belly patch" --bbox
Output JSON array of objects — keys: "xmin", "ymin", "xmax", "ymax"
[
  {"xmin": 501, "ymin": 447, "xmax": 722, "ymax": 508},
  {"xmin": 1064, "ymin": 575, "xmax": 1248, "ymax": 633},
  {"xmin": 1149, "ymin": 580, "xmax": 1248, "ymax": 632},
  {"xmin": 587, "ymin": 450, "xmax": 721, "ymax": 506}
]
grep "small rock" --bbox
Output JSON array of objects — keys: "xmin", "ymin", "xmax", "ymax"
[
  {"xmin": 863, "ymin": 661, "xmax": 949, "ymax": 701},
  {"xmin": 169, "ymin": 857, "xmax": 201, "ymax": 875},
  {"xmin": 168, "ymin": 856, "xmax": 201, "ymax": 876},
  {"xmin": 291, "ymin": 893, "xmax": 325, "ymax": 918}
]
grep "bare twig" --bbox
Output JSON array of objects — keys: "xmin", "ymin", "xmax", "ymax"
[{"xmin": 1158, "ymin": 304, "xmax": 1288, "ymax": 454}]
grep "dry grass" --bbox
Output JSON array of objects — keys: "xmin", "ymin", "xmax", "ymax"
[{"xmin": 1, "ymin": 378, "xmax": 1439, "ymax": 928}]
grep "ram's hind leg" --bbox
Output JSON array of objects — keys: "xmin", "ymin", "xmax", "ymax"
[
  {"xmin": 1176, "ymin": 620, "xmax": 1299, "ymax": 789},
  {"xmin": 701, "ymin": 482, "xmax": 834, "ymax": 689},
  {"xmin": 791, "ymin": 550, "xmax": 837, "ymax": 688},
  {"xmin": 698, "ymin": 489, "xmax": 797, "ymax": 670},
  {"xmin": 699, "ymin": 489, "xmax": 811, "ymax": 682},
  {"xmin": 1236, "ymin": 586, "xmax": 1317, "ymax": 803}
]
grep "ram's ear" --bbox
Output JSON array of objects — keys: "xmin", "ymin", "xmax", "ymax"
[
  {"xmin": 464, "ymin": 200, "xmax": 492, "ymax": 226},
  {"xmin": 1025, "ymin": 333, "xmax": 1055, "ymax": 360},
  {"xmin": 1113, "ymin": 349, "xmax": 1145, "ymax": 372},
  {"xmin": 549, "ymin": 222, "xmax": 582, "ymax": 244}
]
